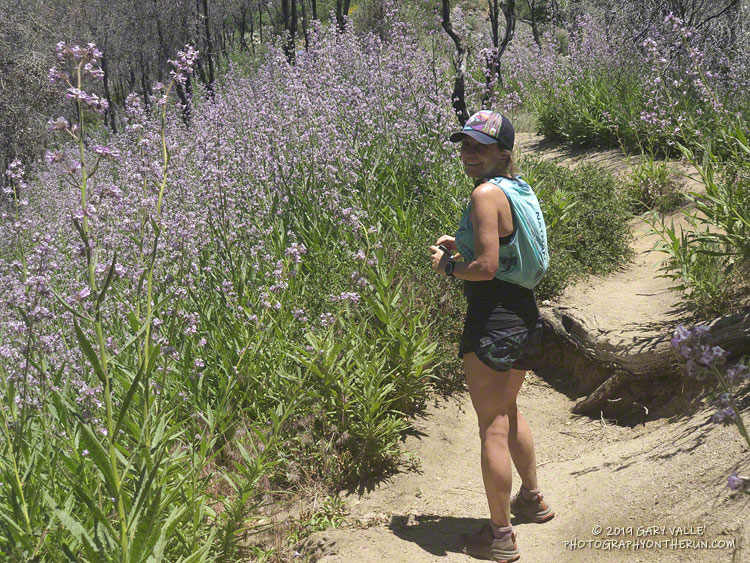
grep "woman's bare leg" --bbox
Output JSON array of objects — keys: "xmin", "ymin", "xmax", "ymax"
[
  {"xmin": 464, "ymin": 353, "xmax": 539, "ymax": 526},
  {"xmin": 507, "ymin": 386, "xmax": 539, "ymax": 493}
]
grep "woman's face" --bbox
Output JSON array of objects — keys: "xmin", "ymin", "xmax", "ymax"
[{"xmin": 459, "ymin": 136, "xmax": 507, "ymax": 179}]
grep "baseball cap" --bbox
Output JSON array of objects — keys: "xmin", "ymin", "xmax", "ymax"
[{"xmin": 449, "ymin": 110, "xmax": 514, "ymax": 150}]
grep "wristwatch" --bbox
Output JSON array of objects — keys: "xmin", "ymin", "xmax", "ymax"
[{"xmin": 444, "ymin": 258, "xmax": 456, "ymax": 278}]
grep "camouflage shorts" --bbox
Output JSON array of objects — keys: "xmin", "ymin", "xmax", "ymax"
[{"xmin": 458, "ymin": 322, "xmax": 542, "ymax": 373}]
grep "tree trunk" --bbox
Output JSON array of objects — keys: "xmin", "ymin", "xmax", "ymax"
[
  {"xmin": 194, "ymin": 55, "xmax": 209, "ymax": 88},
  {"xmin": 117, "ymin": 78, "xmax": 125, "ymax": 106},
  {"xmin": 498, "ymin": 2, "xmax": 516, "ymax": 63},
  {"xmin": 201, "ymin": 0, "xmax": 215, "ymax": 94},
  {"xmin": 300, "ymin": 0, "xmax": 309, "ymax": 51},
  {"xmin": 154, "ymin": 0, "xmax": 165, "ymax": 82},
  {"xmin": 312, "ymin": 0, "xmax": 317, "ymax": 20},
  {"xmin": 482, "ymin": 0, "xmax": 516, "ymax": 107},
  {"xmin": 139, "ymin": 53, "xmax": 150, "ymax": 111},
  {"xmin": 282, "ymin": 0, "xmax": 293, "ymax": 60},
  {"xmin": 526, "ymin": 0, "xmax": 540, "ymax": 45},
  {"xmin": 440, "ymin": 0, "xmax": 470, "ymax": 126},
  {"xmin": 220, "ymin": 24, "xmax": 229, "ymax": 61},
  {"xmin": 534, "ymin": 305, "xmax": 750, "ymax": 418},
  {"xmin": 249, "ymin": 1, "xmax": 255, "ymax": 54},
  {"xmin": 101, "ymin": 51, "xmax": 117, "ymax": 133},
  {"xmin": 336, "ymin": 0, "xmax": 352, "ymax": 31},
  {"xmin": 258, "ymin": 0, "xmax": 263, "ymax": 45},
  {"xmin": 175, "ymin": 78, "xmax": 192, "ymax": 125},
  {"xmin": 290, "ymin": 0, "xmax": 298, "ymax": 59},
  {"xmin": 239, "ymin": 4, "xmax": 249, "ymax": 51}
]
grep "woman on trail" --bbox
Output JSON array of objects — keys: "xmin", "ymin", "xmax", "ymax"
[{"xmin": 429, "ymin": 110, "xmax": 554, "ymax": 563}]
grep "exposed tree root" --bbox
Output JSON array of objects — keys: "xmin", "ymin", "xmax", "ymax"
[{"xmin": 533, "ymin": 306, "xmax": 750, "ymax": 419}]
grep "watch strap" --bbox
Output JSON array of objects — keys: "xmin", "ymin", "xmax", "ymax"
[{"xmin": 445, "ymin": 259, "xmax": 456, "ymax": 277}]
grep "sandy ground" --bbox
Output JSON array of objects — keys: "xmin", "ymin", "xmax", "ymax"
[
  {"xmin": 309, "ymin": 379, "xmax": 748, "ymax": 563},
  {"xmin": 298, "ymin": 137, "xmax": 750, "ymax": 563}
]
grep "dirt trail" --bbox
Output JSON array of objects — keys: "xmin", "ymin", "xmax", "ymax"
[
  {"xmin": 312, "ymin": 379, "xmax": 747, "ymax": 562},
  {"xmin": 304, "ymin": 137, "xmax": 750, "ymax": 563}
]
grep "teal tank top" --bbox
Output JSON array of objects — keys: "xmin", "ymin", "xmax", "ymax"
[{"xmin": 454, "ymin": 176, "xmax": 549, "ymax": 289}]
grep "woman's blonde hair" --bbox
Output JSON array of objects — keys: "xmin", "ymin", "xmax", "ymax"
[
  {"xmin": 501, "ymin": 149, "xmax": 519, "ymax": 178},
  {"xmin": 471, "ymin": 145, "xmax": 519, "ymax": 186}
]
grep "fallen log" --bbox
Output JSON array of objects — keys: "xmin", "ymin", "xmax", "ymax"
[{"xmin": 533, "ymin": 306, "xmax": 750, "ymax": 418}]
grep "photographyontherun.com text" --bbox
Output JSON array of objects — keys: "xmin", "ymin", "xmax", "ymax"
[{"xmin": 564, "ymin": 525, "xmax": 735, "ymax": 551}]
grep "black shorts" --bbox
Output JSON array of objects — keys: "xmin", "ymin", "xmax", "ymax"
[{"xmin": 458, "ymin": 321, "xmax": 542, "ymax": 373}]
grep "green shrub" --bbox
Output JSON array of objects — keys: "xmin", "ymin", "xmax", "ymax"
[
  {"xmin": 649, "ymin": 216, "xmax": 738, "ymax": 319},
  {"xmin": 651, "ymin": 121, "xmax": 750, "ymax": 319},
  {"xmin": 521, "ymin": 156, "xmax": 633, "ymax": 299},
  {"xmin": 530, "ymin": 69, "xmax": 647, "ymax": 151},
  {"xmin": 626, "ymin": 155, "xmax": 684, "ymax": 213}
]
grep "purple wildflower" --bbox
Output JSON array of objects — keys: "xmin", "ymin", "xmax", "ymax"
[
  {"xmin": 84, "ymin": 62, "xmax": 104, "ymax": 80},
  {"xmin": 48, "ymin": 117, "xmax": 69, "ymax": 131},
  {"xmin": 44, "ymin": 151, "xmax": 65, "ymax": 165},
  {"xmin": 48, "ymin": 66, "xmax": 69, "ymax": 84},
  {"xmin": 671, "ymin": 324, "xmax": 731, "ymax": 376},
  {"xmin": 331, "ymin": 291, "xmax": 361, "ymax": 304},
  {"xmin": 699, "ymin": 345, "xmax": 728, "ymax": 368},
  {"xmin": 91, "ymin": 145, "xmax": 120, "ymax": 159},
  {"xmin": 285, "ymin": 242, "xmax": 307, "ymax": 263},
  {"xmin": 727, "ymin": 472, "xmax": 746, "ymax": 491},
  {"xmin": 66, "ymin": 87, "xmax": 87, "ymax": 102},
  {"xmin": 670, "ymin": 323, "xmax": 691, "ymax": 357},
  {"xmin": 99, "ymin": 184, "xmax": 123, "ymax": 199},
  {"xmin": 712, "ymin": 407, "xmax": 736, "ymax": 424},
  {"xmin": 168, "ymin": 45, "xmax": 199, "ymax": 85},
  {"xmin": 715, "ymin": 393, "xmax": 731, "ymax": 407},
  {"xmin": 66, "ymin": 287, "xmax": 91, "ymax": 305},
  {"xmin": 727, "ymin": 364, "xmax": 749, "ymax": 384}
]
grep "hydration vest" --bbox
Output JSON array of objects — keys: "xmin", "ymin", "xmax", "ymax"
[{"xmin": 454, "ymin": 176, "xmax": 549, "ymax": 289}]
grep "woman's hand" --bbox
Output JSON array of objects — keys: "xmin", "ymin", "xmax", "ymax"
[
  {"xmin": 429, "ymin": 245, "xmax": 448, "ymax": 274},
  {"xmin": 435, "ymin": 235, "xmax": 457, "ymax": 253}
]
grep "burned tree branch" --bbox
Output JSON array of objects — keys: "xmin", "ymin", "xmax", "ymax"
[
  {"xmin": 482, "ymin": 0, "xmax": 515, "ymax": 108},
  {"xmin": 440, "ymin": 0, "xmax": 470, "ymax": 126}
]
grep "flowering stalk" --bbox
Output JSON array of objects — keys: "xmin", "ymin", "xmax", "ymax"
[
  {"xmin": 672, "ymin": 323, "xmax": 750, "ymax": 493},
  {"xmin": 141, "ymin": 46, "xmax": 197, "ymax": 428},
  {"xmin": 0, "ymin": 404, "xmax": 32, "ymax": 537},
  {"xmin": 4, "ymin": 161, "xmax": 29, "ymax": 281},
  {"xmin": 51, "ymin": 41, "xmax": 131, "ymax": 555}
]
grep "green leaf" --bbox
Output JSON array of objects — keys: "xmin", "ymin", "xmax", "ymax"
[
  {"xmin": 44, "ymin": 493, "xmax": 100, "ymax": 561},
  {"xmin": 73, "ymin": 318, "xmax": 106, "ymax": 386},
  {"xmin": 147, "ymin": 504, "xmax": 188, "ymax": 562},
  {"xmin": 49, "ymin": 286, "xmax": 94, "ymax": 322},
  {"xmin": 0, "ymin": 503, "xmax": 27, "ymax": 538},
  {"xmin": 127, "ymin": 311, "xmax": 141, "ymax": 333},
  {"xmin": 117, "ymin": 315, "xmax": 152, "ymax": 357},
  {"xmin": 78, "ymin": 422, "xmax": 119, "ymax": 499},
  {"xmin": 114, "ymin": 362, "xmax": 145, "ymax": 438},
  {"xmin": 69, "ymin": 479, "xmax": 118, "ymax": 540},
  {"xmin": 97, "ymin": 250, "xmax": 118, "ymax": 305},
  {"xmin": 131, "ymin": 485, "xmax": 163, "ymax": 560},
  {"xmin": 176, "ymin": 530, "xmax": 216, "ymax": 563}
]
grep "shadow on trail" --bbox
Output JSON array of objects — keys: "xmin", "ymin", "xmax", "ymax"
[
  {"xmin": 517, "ymin": 135, "xmax": 630, "ymax": 174},
  {"xmin": 568, "ymin": 396, "xmax": 750, "ymax": 478},
  {"xmin": 387, "ymin": 514, "xmax": 530, "ymax": 558},
  {"xmin": 343, "ymin": 426, "xmax": 429, "ymax": 497}
]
